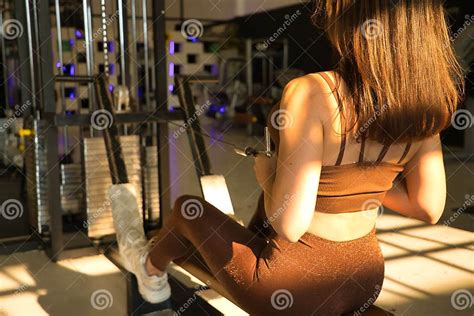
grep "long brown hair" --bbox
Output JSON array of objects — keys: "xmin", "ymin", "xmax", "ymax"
[{"xmin": 313, "ymin": 0, "xmax": 465, "ymax": 144}]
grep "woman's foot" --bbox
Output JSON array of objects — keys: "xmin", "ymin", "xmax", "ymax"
[
  {"xmin": 133, "ymin": 245, "xmax": 171, "ymax": 303},
  {"xmin": 109, "ymin": 184, "xmax": 171, "ymax": 304}
]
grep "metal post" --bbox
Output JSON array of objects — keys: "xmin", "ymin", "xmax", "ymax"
[
  {"xmin": 24, "ymin": 0, "xmax": 37, "ymax": 113},
  {"xmin": 14, "ymin": 0, "xmax": 32, "ymax": 114},
  {"xmin": 54, "ymin": 0, "xmax": 69, "ymax": 155},
  {"xmin": 142, "ymin": 0, "xmax": 151, "ymax": 112},
  {"xmin": 130, "ymin": 0, "xmax": 139, "ymax": 106},
  {"xmin": 100, "ymin": 0, "xmax": 109, "ymax": 76},
  {"xmin": 142, "ymin": 0, "xmax": 155, "ymax": 147},
  {"xmin": 33, "ymin": 0, "xmax": 63, "ymax": 260},
  {"xmin": 82, "ymin": 0, "xmax": 95, "ymax": 135},
  {"xmin": 117, "ymin": 0, "xmax": 129, "ymax": 86},
  {"xmin": 0, "ymin": 11, "xmax": 8, "ymax": 110},
  {"xmin": 152, "ymin": 0, "xmax": 170, "ymax": 220},
  {"xmin": 246, "ymin": 39, "xmax": 253, "ymax": 97}
]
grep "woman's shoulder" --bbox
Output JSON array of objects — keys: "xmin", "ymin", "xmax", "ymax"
[
  {"xmin": 284, "ymin": 71, "xmax": 339, "ymax": 97},
  {"xmin": 282, "ymin": 71, "xmax": 341, "ymax": 117}
]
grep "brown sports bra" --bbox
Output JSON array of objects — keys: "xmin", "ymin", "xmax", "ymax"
[{"xmin": 267, "ymin": 72, "xmax": 412, "ymax": 214}]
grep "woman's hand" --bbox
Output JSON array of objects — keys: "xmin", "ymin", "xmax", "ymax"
[{"xmin": 253, "ymin": 154, "xmax": 277, "ymax": 190}]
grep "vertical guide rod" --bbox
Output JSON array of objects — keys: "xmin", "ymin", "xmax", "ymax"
[
  {"xmin": 152, "ymin": 0, "xmax": 171, "ymax": 223},
  {"xmin": 82, "ymin": 0, "xmax": 95, "ymax": 135},
  {"xmin": 117, "ymin": 0, "xmax": 127, "ymax": 85},
  {"xmin": 142, "ymin": 0, "xmax": 155, "ymax": 143},
  {"xmin": 101, "ymin": 0, "xmax": 109, "ymax": 76},
  {"xmin": 246, "ymin": 39, "xmax": 253, "ymax": 97},
  {"xmin": 54, "ymin": 0, "xmax": 69, "ymax": 154},
  {"xmin": 0, "ymin": 11, "xmax": 8, "ymax": 108},
  {"xmin": 130, "ymin": 0, "xmax": 139, "ymax": 106},
  {"xmin": 32, "ymin": 0, "xmax": 63, "ymax": 260},
  {"xmin": 24, "ymin": 0, "xmax": 37, "ymax": 114}
]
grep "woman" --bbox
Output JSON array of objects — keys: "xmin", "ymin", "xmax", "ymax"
[{"xmin": 112, "ymin": 0, "xmax": 464, "ymax": 314}]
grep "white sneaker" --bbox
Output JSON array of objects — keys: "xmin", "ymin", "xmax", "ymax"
[{"xmin": 109, "ymin": 183, "xmax": 171, "ymax": 304}]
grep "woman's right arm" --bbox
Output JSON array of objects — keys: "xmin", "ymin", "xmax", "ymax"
[{"xmin": 383, "ymin": 135, "xmax": 446, "ymax": 224}]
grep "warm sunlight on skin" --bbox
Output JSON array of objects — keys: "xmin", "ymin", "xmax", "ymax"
[
  {"xmin": 259, "ymin": 74, "xmax": 448, "ymax": 243},
  {"xmin": 265, "ymin": 76, "xmax": 325, "ymax": 243},
  {"xmin": 383, "ymin": 135, "xmax": 447, "ymax": 224}
]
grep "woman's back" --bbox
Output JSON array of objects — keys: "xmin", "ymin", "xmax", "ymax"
[{"xmin": 267, "ymin": 71, "xmax": 447, "ymax": 241}]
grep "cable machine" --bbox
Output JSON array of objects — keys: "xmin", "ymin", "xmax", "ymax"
[
  {"xmin": 1, "ymin": 0, "xmax": 405, "ymax": 314},
  {"xmin": 3, "ymin": 0, "xmax": 246, "ymax": 314}
]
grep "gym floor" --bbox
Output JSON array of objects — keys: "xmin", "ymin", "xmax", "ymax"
[{"xmin": 0, "ymin": 117, "xmax": 472, "ymax": 316}]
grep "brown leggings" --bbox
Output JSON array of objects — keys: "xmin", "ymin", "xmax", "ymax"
[{"xmin": 149, "ymin": 192, "xmax": 385, "ymax": 315}]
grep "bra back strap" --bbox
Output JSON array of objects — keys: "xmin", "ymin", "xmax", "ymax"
[
  {"xmin": 397, "ymin": 143, "xmax": 412, "ymax": 164},
  {"xmin": 376, "ymin": 144, "xmax": 391, "ymax": 163},
  {"xmin": 318, "ymin": 72, "xmax": 346, "ymax": 166},
  {"xmin": 358, "ymin": 136, "xmax": 366, "ymax": 163}
]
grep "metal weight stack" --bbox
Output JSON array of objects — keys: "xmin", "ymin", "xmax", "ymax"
[
  {"xmin": 24, "ymin": 120, "xmax": 50, "ymax": 234},
  {"xmin": 24, "ymin": 133, "xmax": 37, "ymax": 222},
  {"xmin": 34, "ymin": 121, "xmax": 50, "ymax": 234},
  {"xmin": 144, "ymin": 146, "xmax": 160, "ymax": 223},
  {"xmin": 60, "ymin": 164, "xmax": 83, "ymax": 214},
  {"xmin": 84, "ymin": 135, "xmax": 143, "ymax": 238}
]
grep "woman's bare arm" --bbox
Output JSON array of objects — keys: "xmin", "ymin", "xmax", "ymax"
[
  {"xmin": 265, "ymin": 75, "xmax": 327, "ymax": 242},
  {"xmin": 383, "ymin": 135, "xmax": 446, "ymax": 224}
]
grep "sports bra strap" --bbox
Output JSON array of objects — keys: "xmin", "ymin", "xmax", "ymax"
[
  {"xmin": 397, "ymin": 143, "xmax": 412, "ymax": 164},
  {"xmin": 318, "ymin": 72, "xmax": 346, "ymax": 166},
  {"xmin": 376, "ymin": 144, "xmax": 391, "ymax": 163},
  {"xmin": 358, "ymin": 136, "xmax": 366, "ymax": 163}
]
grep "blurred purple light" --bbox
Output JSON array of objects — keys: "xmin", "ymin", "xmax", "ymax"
[
  {"xmin": 169, "ymin": 41, "xmax": 175, "ymax": 55},
  {"xmin": 75, "ymin": 30, "xmax": 83, "ymax": 39}
]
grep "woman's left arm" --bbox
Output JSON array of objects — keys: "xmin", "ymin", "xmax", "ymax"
[{"xmin": 255, "ymin": 76, "xmax": 325, "ymax": 243}]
